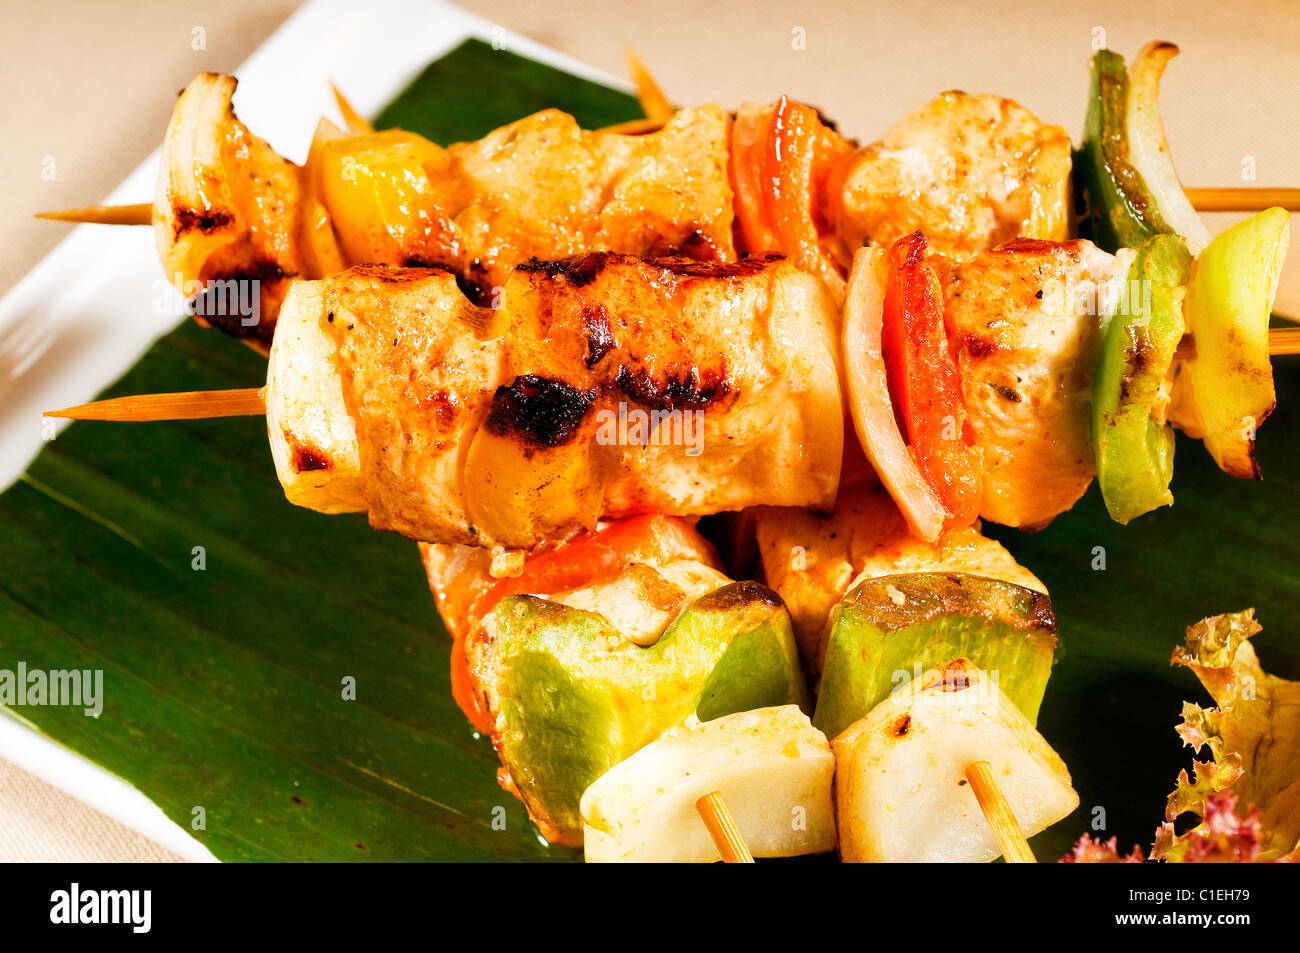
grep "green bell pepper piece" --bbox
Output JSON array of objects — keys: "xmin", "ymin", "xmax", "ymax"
[
  {"xmin": 475, "ymin": 581, "xmax": 808, "ymax": 841},
  {"xmin": 1092, "ymin": 233, "xmax": 1191, "ymax": 523},
  {"xmin": 813, "ymin": 573, "xmax": 1057, "ymax": 740},
  {"xmin": 1076, "ymin": 49, "xmax": 1171, "ymax": 252}
]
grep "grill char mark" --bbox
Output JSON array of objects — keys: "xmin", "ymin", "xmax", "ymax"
[
  {"xmin": 515, "ymin": 251, "xmax": 783, "ymax": 286},
  {"xmin": 485, "ymin": 375, "xmax": 597, "ymax": 452},
  {"xmin": 614, "ymin": 362, "xmax": 732, "ymax": 412}
]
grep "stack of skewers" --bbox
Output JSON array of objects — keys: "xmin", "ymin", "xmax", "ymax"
[{"xmin": 41, "ymin": 42, "xmax": 1297, "ymax": 862}]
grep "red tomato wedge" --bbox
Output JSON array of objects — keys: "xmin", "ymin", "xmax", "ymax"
[
  {"xmin": 765, "ymin": 96, "xmax": 846, "ymax": 299},
  {"xmin": 729, "ymin": 97, "xmax": 847, "ymax": 297},
  {"xmin": 843, "ymin": 247, "xmax": 946, "ymax": 541},
  {"xmin": 464, "ymin": 514, "xmax": 704, "ymax": 630},
  {"xmin": 880, "ymin": 232, "xmax": 982, "ymax": 527},
  {"xmin": 449, "ymin": 635, "xmax": 492, "ymax": 735}
]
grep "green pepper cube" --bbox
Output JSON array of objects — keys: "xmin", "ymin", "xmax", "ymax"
[
  {"xmin": 813, "ymin": 573, "xmax": 1057, "ymax": 740},
  {"xmin": 1092, "ymin": 233, "xmax": 1191, "ymax": 524},
  {"xmin": 474, "ymin": 581, "xmax": 808, "ymax": 842}
]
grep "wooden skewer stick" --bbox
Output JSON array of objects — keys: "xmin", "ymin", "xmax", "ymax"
[
  {"xmin": 964, "ymin": 760, "xmax": 1036, "ymax": 863},
  {"xmin": 1264, "ymin": 325, "xmax": 1300, "ymax": 355},
  {"xmin": 1186, "ymin": 188, "xmax": 1300, "ymax": 213},
  {"xmin": 695, "ymin": 791, "xmax": 755, "ymax": 863},
  {"xmin": 45, "ymin": 387, "xmax": 266, "ymax": 422},
  {"xmin": 1174, "ymin": 326, "xmax": 1300, "ymax": 361},
  {"xmin": 330, "ymin": 81, "xmax": 374, "ymax": 136},
  {"xmin": 36, "ymin": 185, "xmax": 1298, "ymax": 226},
  {"xmin": 35, "ymin": 203, "xmax": 151, "ymax": 226}
]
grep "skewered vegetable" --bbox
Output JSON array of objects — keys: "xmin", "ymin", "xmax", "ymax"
[
  {"xmin": 84, "ymin": 68, "xmax": 1084, "ymax": 347},
  {"xmin": 1124, "ymin": 43, "xmax": 1213, "ymax": 254},
  {"xmin": 813, "ymin": 573, "xmax": 1057, "ymax": 739},
  {"xmin": 832, "ymin": 659, "xmax": 1078, "ymax": 862},
  {"xmin": 728, "ymin": 96, "xmax": 851, "ymax": 298},
  {"xmin": 580, "ymin": 706, "xmax": 835, "ymax": 862},
  {"xmin": 421, "ymin": 514, "xmax": 724, "ymax": 733},
  {"xmin": 1076, "ymin": 44, "xmax": 1210, "ymax": 255},
  {"xmin": 843, "ymin": 246, "xmax": 948, "ymax": 539},
  {"xmin": 882, "ymin": 232, "xmax": 982, "ymax": 529},
  {"xmin": 155, "ymin": 73, "xmax": 305, "ymax": 341},
  {"xmin": 469, "ymin": 581, "xmax": 807, "ymax": 844},
  {"xmin": 1091, "ymin": 234, "xmax": 1191, "ymax": 523},
  {"xmin": 1168, "ymin": 208, "xmax": 1290, "ymax": 478}
]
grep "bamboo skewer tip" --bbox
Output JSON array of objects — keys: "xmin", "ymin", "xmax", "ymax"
[
  {"xmin": 964, "ymin": 760, "xmax": 1036, "ymax": 864},
  {"xmin": 623, "ymin": 47, "xmax": 674, "ymax": 125},
  {"xmin": 695, "ymin": 790, "xmax": 755, "ymax": 864},
  {"xmin": 330, "ymin": 81, "xmax": 374, "ymax": 136},
  {"xmin": 35, "ymin": 203, "xmax": 152, "ymax": 226},
  {"xmin": 45, "ymin": 387, "xmax": 266, "ymax": 422}
]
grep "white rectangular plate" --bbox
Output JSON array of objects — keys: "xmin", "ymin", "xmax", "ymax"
[{"xmin": 0, "ymin": 0, "xmax": 630, "ymax": 863}]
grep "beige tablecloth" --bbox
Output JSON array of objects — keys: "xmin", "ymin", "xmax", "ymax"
[{"xmin": 1, "ymin": 0, "xmax": 1297, "ymax": 861}]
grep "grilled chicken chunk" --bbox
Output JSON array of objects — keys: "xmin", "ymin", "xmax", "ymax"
[
  {"xmin": 267, "ymin": 253, "xmax": 843, "ymax": 548},
  {"xmin": 154, "ymin": 74, "xmax": 736, "ymax": 343},
  {"xmin": 155, "ymin": 73, "xmax": 305, "ymax": 342},
  {"xmin": 443, "ymin": 107, "xmax": 736, "ymax": 288},
  {"xmin": 826, "ymin": 91, "xmax": 1072, "ymax": 261},
  {"xmin": 755, "ymin": 478, "xmax": 1043, "ymax": 670},
  {"xmin": 936, "ymin": 238, "xmax": 1131, "ymax": 528}
]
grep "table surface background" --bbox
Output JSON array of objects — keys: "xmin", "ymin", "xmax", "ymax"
[{"xmin": 1, "ymin": 0, "xmax": 1297, "ymax": 861}]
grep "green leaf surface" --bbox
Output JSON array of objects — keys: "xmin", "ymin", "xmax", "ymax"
[{"xmin": 1, "ymin": 37, "xmax": 1296, "ymax": 863}]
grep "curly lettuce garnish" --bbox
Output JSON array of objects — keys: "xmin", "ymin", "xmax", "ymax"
[
  {"xmin": 1154, "ymin": 610, "xmax": 1300, "ymax": 862},
  {"xmin": 1059, "ymin": 834, "xmax": 1144, "ymax": 863}
]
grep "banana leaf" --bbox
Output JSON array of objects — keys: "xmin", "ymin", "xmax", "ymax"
[{"xmin": 0, "ymin": 37, "xmax": 1296, "ymax": 862}]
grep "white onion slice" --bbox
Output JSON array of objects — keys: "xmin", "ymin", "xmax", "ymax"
[
  {"xmin": 1126, "ymin": 41, "xmax": 1212, "ymax": 255},
  {"xmin": 841, "ymin": 247, "xmax": 946, "ymax": 541}
]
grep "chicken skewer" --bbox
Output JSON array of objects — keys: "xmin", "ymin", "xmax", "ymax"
[
  {"xmin": 47, "ymin": 226, "xmax": 1295, "ymax": 544},
  {"xmin": 39, "ymin": 42, "xmax": 1297, "ymax": 334},
  {"xmin": 38, "ymin": 61, "xmax": 1080, "ymax": 343},
  {"xmin": 55, "ymin": 253, "xmax": 843, "ymax": 549},
  {"xmin": 51, "ymin": 321, "xmax": 1300, "ymax": 424}
]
